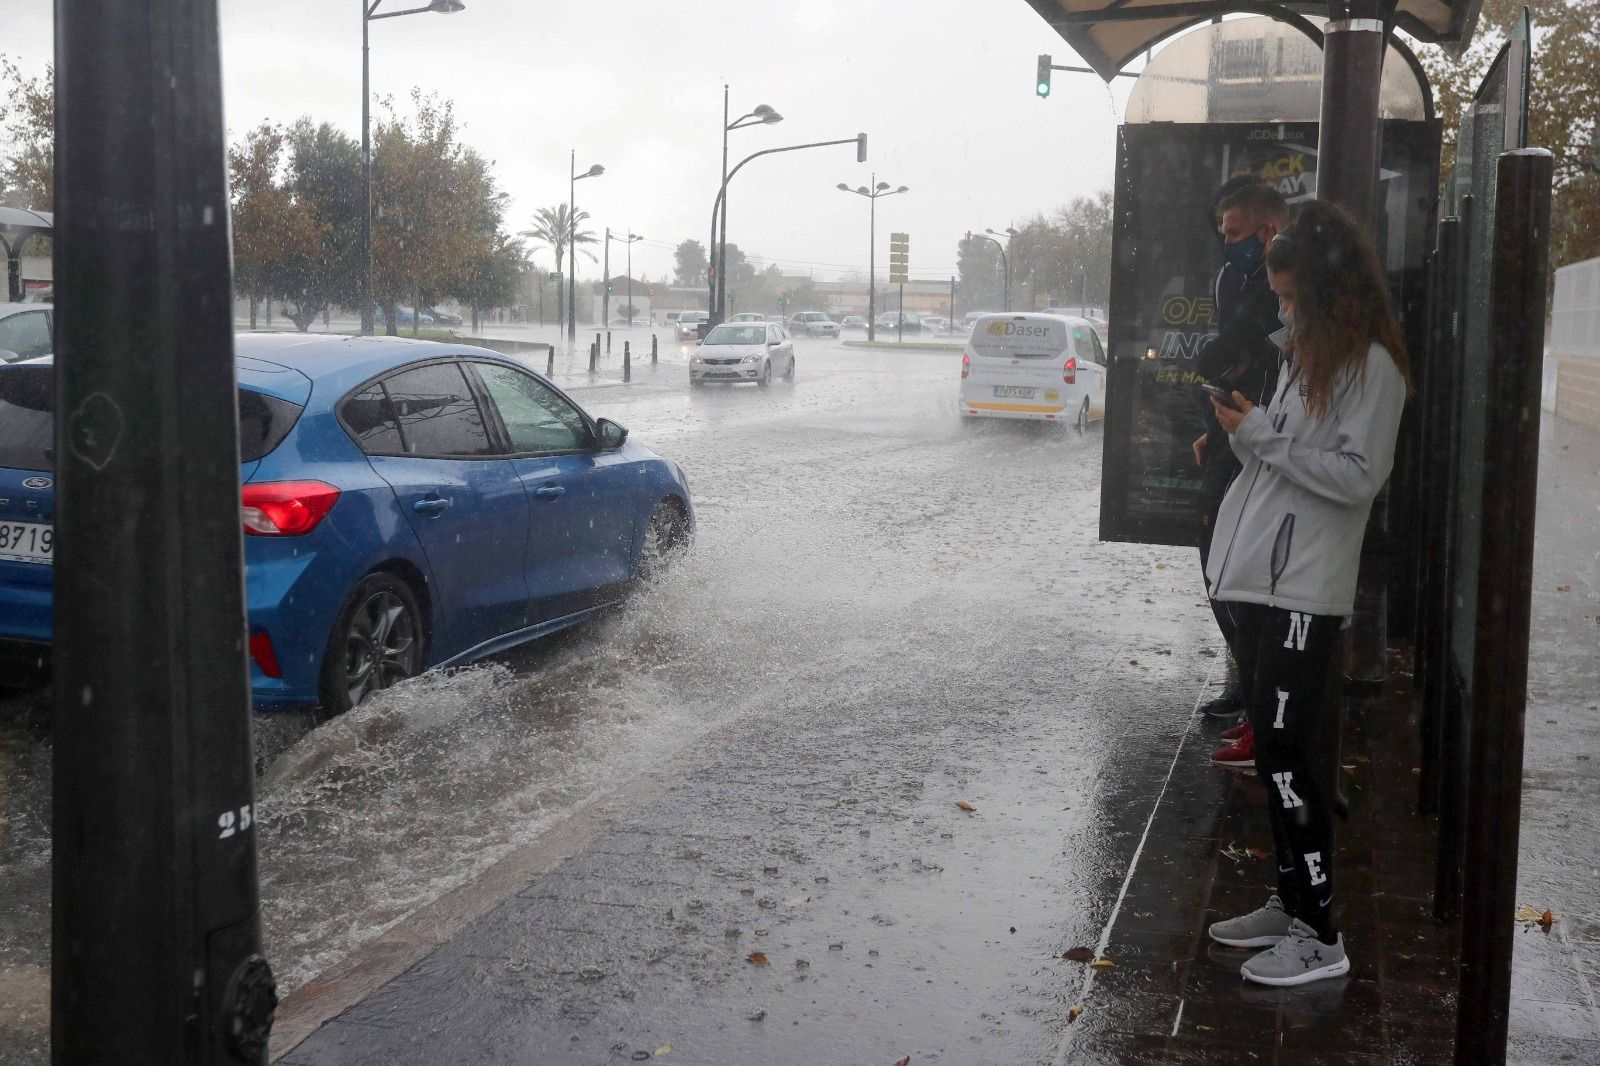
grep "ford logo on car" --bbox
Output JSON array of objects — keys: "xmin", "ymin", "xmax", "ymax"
[{"xmin": 22, "ymin": 477, "xmax": 52, "ymax": 490}]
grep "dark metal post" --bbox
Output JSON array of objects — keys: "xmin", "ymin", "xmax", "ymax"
[
  {"xmin": 53, "ymin": 2, "xmax": 274, "ymax": 1062},
  {"xmin": 1315, "ymin": 17, "xmax": 1386, "ymax": 226},
  {"xmin": 868, "ymin": 174, "xmax": 877, "ymax": 342},
  {"xmin": 1454, "ymin": 148, "xmax": 1554, "ymax": 1066},
  {"xmin": 602, "ymin": 226, "xmax": 611, "ymax": 332},
  {"xmin": 717, "ymin": 84, "xmax": 729, "ymax": 323},
  {"xmin": 360, "ymin": 0, "xmax": 372, "ymax": 336},
  {"xmin": 589, "ymin": 341, "xmax": 598, "ymax": 373},
  {"xmin": 606, "ymin": 330, "xmax": 612, "ymax": 354},
  {"xmin": 652, "ymin": 334, "xmax": 658, "ymax": 363},
  {"xmin": 624, "ymin": 340, "xmax": 631, "ymax": 382},
  {"xmin": 949, "ymin": 275, "xmax": 956, "ymax": 332},
  {"xmin": 546, "ymin": 344, "xmax": 554, "ymax": 377},
  {"xmin": 567, "ymin": 151, "xmax": 577, "ymax": 345},
  {"xmin": 898, "ymin": 282, "xmax": 904, "ymax": 342}
]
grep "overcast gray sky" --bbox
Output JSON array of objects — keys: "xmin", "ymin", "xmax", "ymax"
[{"xmin": 4, "ymin": 0, "xmax": 1139, "ymax": 284}]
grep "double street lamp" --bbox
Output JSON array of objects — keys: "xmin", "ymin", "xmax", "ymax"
[
  {"xmin": 361, "ymin": 0, "xmax": 466, "ymax": 336},
  {"xmin": 568, "ymin": 151, "xmax": 605, "ymax": 343},
  {"xmin": 837, "ymin": 177, "xmax": 908, "ymax": 342},
  {"xmin": 968, "ymin": 227, "xmax": 1015, "ymax": 312},
  {"xmin": 710, "ymin": 88, "xmax": 783, "ymax": 325},
  {"xmin": 603, "ymin": 228, "xmax": 643, "ymax": 328}
]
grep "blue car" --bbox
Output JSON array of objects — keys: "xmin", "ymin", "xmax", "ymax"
[{"xmin": 0, "ymin": 334, "xmax": 693, "ymax": 713}]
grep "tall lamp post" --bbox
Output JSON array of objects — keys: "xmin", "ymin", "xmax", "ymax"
[
  {"xmin": 968, "ymin": 229, "xmax": 1013, "ymax": 312},
  {"xmin": 568, "ymin": 150, "xmax": 604, "ymax": 344},
  {"xmin": 838, "ymin": 177, "xmax": 908, "ymax": 342},
  {"xmin": 711, "ymin": 88, "xmax": 783, "ymax": 326},
  {"xmin": 361, "ymin": 0, "xmax": 465, "ymax": 336},
  {"xmin": 603, "ymin": 228, "xmax": 642, "ymax": 328}
]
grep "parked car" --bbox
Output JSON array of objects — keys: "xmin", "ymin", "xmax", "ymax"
[
  {"xmin": 958, "ymin": 313, "xmax": 1107, "ymax": 431},
  {"xmin": 787, "ymin": 311, "xmax": 840, "ymax": 338},
  {"xmin": 922, "ymin": 316, "xmax": 951, "ymax": 335},
  {"xmin": 676, "ymin": 310, "xmax": 709, "ymax": 340},
  {"xmin": 0, "ymin": 303, "xmax": 53, "ymax": 363},
  {"xmin": 690, "ymin": 322, "xmax": 795, "ymax": 387},
  {"xmin": 873, "ymin": 311, "xmax": 922, "ymax": 336},
  {"xmin": 0, "ymin": 334, "xmax": 694, "ymax": 714},
  {"xmin": 729, "ymin": 312, "xmax": 768, "ymax": 323},
  {"xmin": 426, "ymin": 307, "xmax": 464, "ymax": 327},
  {"xmin": 840, "ymin": 315, "xmax": 868, "ymax": 331},
  {"xmin": 377, "ymin": 306, "xmax": 434, "ymax": 328}
]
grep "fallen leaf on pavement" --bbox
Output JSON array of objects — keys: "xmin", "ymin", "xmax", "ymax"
[
  {"xmin": 956, "ymin": 801, "xmax": 976, "ymax": 812},
  {"xmin": 1557, "ymin": 585, "xmax": 1572, "ymax": 592},
  {"xmin": 1542, "ymin": 909, "xmax": 1556, "ymax": 930},
  {"xmin": 1090, "ymin": 959, "xmax": 1115, "ymax": 969},
  {"xmin": 894, "ymin": 1057, "xmax": 911, "ymax": 1066},
  {"xmin": 656, "ymin": 1046, "xmax": 674, "ymax": 1056},
  {"xmin": 784, "ymin": 896, "xmax": 811, "ymax": 908},
  {"xmin": 1068, "ymin": 1005, "xmax": 1085, "ymax": 1023},
  {"xmin": 747, "ymin": 952, "xmax": 769, "ymax": 965},
  {"xmin": 1063, "ymin": 947, "xmax": 1095, "ymax": 962}
]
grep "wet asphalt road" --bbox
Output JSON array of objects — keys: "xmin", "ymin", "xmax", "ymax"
[{"xmin": 0, "ymin": 334, "xmax": 1211, "ymax": 1063}]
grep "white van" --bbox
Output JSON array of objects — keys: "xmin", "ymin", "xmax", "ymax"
[{"xmin": 959, "ymin": 313, "xmax": 1107, "ymax": 429}]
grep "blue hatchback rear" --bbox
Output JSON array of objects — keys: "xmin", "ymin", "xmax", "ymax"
[{"xmin": 0, "ymin": 334, "xmax": 693, "ymax": 712}]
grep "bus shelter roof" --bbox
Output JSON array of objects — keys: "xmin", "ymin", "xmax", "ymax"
[{"xmin": 1024, "ymin": 0, "xmax": 1484, "ymax": 79}]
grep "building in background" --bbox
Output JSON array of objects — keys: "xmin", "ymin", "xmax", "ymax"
[{"xmin": 1551, "ymin": 255, "xmax": 1600, "ymax": 430}]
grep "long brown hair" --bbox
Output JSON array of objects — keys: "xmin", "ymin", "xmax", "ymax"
[{"xmin": 1264, "ymin": 200, "xmax": 1412, "ymax": 420}]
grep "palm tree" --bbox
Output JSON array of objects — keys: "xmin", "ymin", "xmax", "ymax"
[{"xmin": 522, "ymin": 204, "xmax": 598, "ymax": 330}]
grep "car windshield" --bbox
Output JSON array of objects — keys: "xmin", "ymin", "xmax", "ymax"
[{"xmin": 703, "ymin": 325, "xmax": 766, "ymax": 345}]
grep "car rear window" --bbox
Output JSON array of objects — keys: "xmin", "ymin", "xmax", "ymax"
[
  {"xmin": 971, "ymin": 318, "xmax": 1066, "ymax": 358},
  {"xmin": 0, "ymin": 368, "xmax": 302, "ymax": 471}
]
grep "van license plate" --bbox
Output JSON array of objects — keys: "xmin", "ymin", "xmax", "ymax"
[
  {"xmin": 0, "ymin": 521, "xmax": 53, "ymax": 565},
  {"xmin": 994, "ymin": 386, "xmax": 1035, "ymax": 398}
]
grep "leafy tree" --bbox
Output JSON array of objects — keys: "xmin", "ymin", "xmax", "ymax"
[
  {"xmin": 457, "ymin": 231, "xmax": 527, "ymax": 333},
  {"xmin": 957, "ymin": 234, "xmax": 1005, "ymax": 311},
  {"xmin": 228, "ymin": 123, "xmax": 293, "ymax": 328},
  {"xmin": 674, "ymin": 239, "xmax": 708, "ymax": 286},
  {"xmin": 1421, "ymin": 0, "xmax": 1600, "ymax": 273},
  {"xmin": 0, "ymin": 56, "xmax": 52, "ymax": 211},
  {"xmin": 282, "ymin": 119, "xmax": 364, "ymax": 326}
]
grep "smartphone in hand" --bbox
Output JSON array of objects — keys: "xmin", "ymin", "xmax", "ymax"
[{"xmin": 1200, "ymin": 383, "xmax": 1239, "ymax": 410}]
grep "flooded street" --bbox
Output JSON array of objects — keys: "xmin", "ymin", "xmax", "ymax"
[{"xmin": 1, "ymin": 337, "xmax": 1194, "ymax": 1061}]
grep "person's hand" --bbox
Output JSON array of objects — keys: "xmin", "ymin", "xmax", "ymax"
[
  {"xmin": 1192, "ymin": 433, "xmax": 1207, "ymax": 467},
  {"xmin": 1211, "ymin": 391, "xmax": 1255, "ymax": 435}
]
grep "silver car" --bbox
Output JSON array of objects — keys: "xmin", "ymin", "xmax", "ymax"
[
  {"xmin": 0, "ymin": 303, "xmax": 53, "ymax": 364},
  {"xmin": 690, "ymin": 322, "xmax": 796, "ymax": 387},
  {"xmin": 786, "ymin": 311, "xmax": 840, "ymax": 338}
]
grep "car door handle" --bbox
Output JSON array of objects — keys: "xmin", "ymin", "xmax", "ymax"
[
  {"xmin": 414, "ymin": 494, "xmax": 451, "ymax": 516},
  {"xmin": 533, "ymin": 485, "xmax": 566, "ymax": 500}
]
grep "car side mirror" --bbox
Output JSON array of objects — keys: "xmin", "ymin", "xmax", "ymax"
[
  {"xmin": 595, "ymin": 417, "xmax": 628, "ymax": 450},
  {"xmin": 767, "ymin": 339, "xmax": 779, "ymax": 347},
  {"xmin": 0, "ymin": 350, "xmax": 19, "ymax": 364}
]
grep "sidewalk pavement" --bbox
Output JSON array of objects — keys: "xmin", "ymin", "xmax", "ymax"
[{"xmin": 269, "ymin": 420, "xmax": 1599, "ymax": 1066}]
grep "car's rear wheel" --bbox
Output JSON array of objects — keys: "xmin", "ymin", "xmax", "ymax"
[
  {"xmin": 638, "ymin": 499, "xmax": 690, "ymax": 581},
  {"xmin": 1075, "ymin": 398, "xmax": 1090, "ymax": 435},
  {"xmin": 318, "ymin": 572, "xmax": 423, "ymax": 718}
]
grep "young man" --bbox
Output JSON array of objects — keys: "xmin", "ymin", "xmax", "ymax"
[{"xmin": 1192, "ymin": 182, "xmax": 1291, "ymax": 769}]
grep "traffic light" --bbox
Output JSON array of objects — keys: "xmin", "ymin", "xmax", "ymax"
[
  {"xmin": 1036, "ymin": 54, "xmax": 1052, "ymax": 98},
  {"xmin": 606, "ymin": 281, "xmax": 613, "ymax": 294},
  {"xmin": 857, "ymin": 132, "xmax": 868, "ymax": 163}
]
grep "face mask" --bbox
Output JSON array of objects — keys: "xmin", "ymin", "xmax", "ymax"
[
  {"xmin": 1221, "ymin": 232, "xmax": 1266, "ymax": 273},
  {"xmin": 1278, "ymin": 306, "xmax": 1294, "ymax": 334}
]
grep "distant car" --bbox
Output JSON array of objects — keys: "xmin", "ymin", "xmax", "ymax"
[
  {"xmin": 426, "ymin": 307, "xmax": 464, "ymax": 327},
  {"xmin": 0, "ymin": 303, "xmax": 53, "ymax": 363},
  {"xmin": 959, "ymin": 313, "xmax": 1107, "ymax": 431},
  {"xmin": 840, "ymin": 315, "xmax": 868, "ymax": 331},
  {"xmin": 676, "ymin": 310, "xmax": 709, "ymax": 341},
  {"xmin": 787, "ymin": 311, "xmax": 840, "ymax": 338},
  {"xmin": 729, "ymin": 313, "xmax": 768, "ymax": 323},
  {"xmin": 874, "ymin": 311, "xmax": 922, "ymax": 336},
  {"xmin": 691, "ymin": 322, "xmax": 795, "ymax": 388},
  {"xmin": 377, "ymin": 307, "xmax": 434, "ymax": 328},
  {"xmin": 0, "ymin": 334, "xmax": 694, "ymax": 715},
  {"xmin": 922, "ymin": 316, "xmax": 952, "ymax": 335}
]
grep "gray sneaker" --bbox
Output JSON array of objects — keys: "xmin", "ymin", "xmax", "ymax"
[
  {"xmin": 1240, "ymin": 919, "xmax": 1350, "ymax": 987},
  {"xmin": 1208, "ymin": 894, "xmax": 1293, "ymax": 948}
]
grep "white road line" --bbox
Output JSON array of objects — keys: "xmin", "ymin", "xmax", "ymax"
[{"xmin": 1051, "ymin": 658, "xmax": 1214, "ymax": 1066}]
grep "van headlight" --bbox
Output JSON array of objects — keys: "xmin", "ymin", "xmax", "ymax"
[{"xmin": 741, "ymin": 354, "xmax": 759, "ymax": 364}]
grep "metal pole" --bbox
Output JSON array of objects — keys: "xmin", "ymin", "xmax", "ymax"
[
  {"xmin": 868, "ymin": 174, "xmax": 877, "ymax": 343},
  {"xmin": 567, "ymin": 150, "xmax": 577, "ymax": 345},
  {"xmin": 54, "ymin": 2, "xmax": 274, "ymax": 1061},
  {"xmin": 717, "ymin": 85, "xmax": 729, "ymax": 323},
  {"xmin": 652, "ymin": 334, "xmax": 658, "ymax": 363},
  {"xmin": 950, "ymin": 275, "xmax": 956, "ymax": 332},
  {"xmin": 898, "ymin": 282, "xmax": 904, "ymax": 342},
  {"xmin": 1002, "ymin": 247, "xmax": 1010, "ymax": 312},
  {"xmin": 546, "ymin": 344, "xmax": 554, "ymax": 377},
  {"xmin": 602, "ymin": 226, "xmax": 610, "ymax": 331},
  {"xmin": 360, "ymin": 1, "xmax": 372, "ymax": 336},
  {"xmin": 1454, "ymin": 148, "xmax": 1554, "ymax": 1066},
  {"xmin": 627, "ymin": 238, "xmax": 633, "ymax": 327},
  {"xmin": 589, "ymin": 341, "xmax": 598, "ymax": 373},
  {"xmin": 1315, "ymin": 17, "xmax": 1386, "ymax": 226},
  {"xmin": 624, "ymin": 340, "xmax": 631, "ymax": 382}
]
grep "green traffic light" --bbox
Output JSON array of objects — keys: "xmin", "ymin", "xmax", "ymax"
[{"xmin": 1037, "ymin": 81, "xmax": 1051, "ymax": 97}]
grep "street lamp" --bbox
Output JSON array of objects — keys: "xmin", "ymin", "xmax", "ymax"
[
  {"xmin": 711, "ymin": 87, "xmax": 783, "ymax": 326},
  {"xmin": 970, "ymin": 228, "xmax": 1015, "ymax": 312},
  {"xmin": 838, "ymin": 177, "xmax": 908, "ymax": 342},
  {"xmin": 568, "ymin": 151, "xmax": 605, "ymax": 344},
  {"xmin": 603, "ymin": 228, "xmax": 643, "ymax": 328},
  {"xmin": 361, "ymin": 0, "xmax": 466, "ymax": 336}
]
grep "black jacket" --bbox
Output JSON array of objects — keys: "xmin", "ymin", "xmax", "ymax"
[{"xmin": 1196, "ymin": 267, "xmax": 1281, "ymax": 508}]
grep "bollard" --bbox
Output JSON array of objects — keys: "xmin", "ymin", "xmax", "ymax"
[
  {"xmin": 595, "ymin": 331, "xmax": 601, "ymax": 356},
  {"xmin": 546, "ymin": 344, "xmax": 554, "ymax": 377},
  {"xmin": 624, "ymin": 341, "xmax": 631, "ymax": 383},
  {"xmin": 651, "ymin": 334, "xmax": 658, "ymax": 364},
  {"xmin": 589, "ymin": 342, "xmax": 598, "ymax": 373},
  {"xmin": 606, "ymin": 330, "xmax": 612, "ymax": 354}
]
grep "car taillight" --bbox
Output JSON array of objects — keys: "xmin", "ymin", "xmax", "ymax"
[
  {"xmin": 241, "ymin": 480, "xmax": 341, "ymax": 536},
  {"xmin": 1063, "ymin": 356, "xmax": 1077, "ymax": 384},
  {"xmin": 249, "ymin": 631, "xmax": 282, "ymax": 678},
  {"xmin": 961, "ymin": 353, "xmax": 971, "ymax": 379}
]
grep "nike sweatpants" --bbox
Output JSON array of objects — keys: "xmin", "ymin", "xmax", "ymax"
[{"xmin": 1227, "ymin": 600, "xmax": 1342, "ymax": 942}]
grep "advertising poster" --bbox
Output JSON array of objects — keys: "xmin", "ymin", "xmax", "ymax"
[{"xmin": 1098, "ymin": 120, "xmax": 1440, "ymax": 547}]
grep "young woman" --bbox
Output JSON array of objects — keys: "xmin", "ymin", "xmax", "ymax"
[{"xmin": 1201, "ymin": 199, "xmax": 1411, "ymax": 986}]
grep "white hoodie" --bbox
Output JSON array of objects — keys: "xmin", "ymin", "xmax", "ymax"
[{"xmin": 1204, "ymin": 341, "xmax": 1407, "ymax": 617}]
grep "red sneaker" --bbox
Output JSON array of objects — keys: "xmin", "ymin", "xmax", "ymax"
[
  {"xmin": 1222, "ymin": 720, "xmax": 1252, "ymax": 744},
  {"xmin": 1211, "ymin": 730, "xmax": 1255, "ymax": 769}
]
